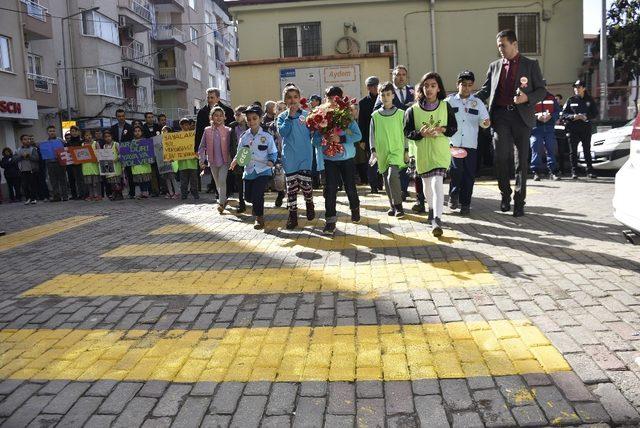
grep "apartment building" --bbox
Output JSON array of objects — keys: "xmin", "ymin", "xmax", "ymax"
[{"xmin": 0, "ymin": 0, "xmax": 236, "ymax": 156}]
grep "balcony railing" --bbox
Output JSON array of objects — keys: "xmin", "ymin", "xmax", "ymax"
[
  {"xmin": 153, "ymin": 25, "xmax": 185, "ymax": 43},
  {"xmin": 213, "ymin": 30, "xmax": 224, "ymax": 44},
  {"xmin": 27, "ymin": 73, "xmax": 56, "ymax": 93},
  {"xmin": 121, "ymin": 45, "xmax": 153, "ymax": 67},
  {"xmin": 123, "ymin": 0, "xmax": 152, "ymax": 22},
  {"xmin": 157, "ymin": 67, "xmax": 185, "ymax": 81},
  {"xmin": 21, "ymin": 0, "xmax": 47, "ymax": 22}
]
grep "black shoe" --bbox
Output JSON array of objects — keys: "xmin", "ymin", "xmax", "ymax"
[
  {"xmin": 275, "ymin": 192, "xmax": 284, "ymax": 207},
  {"xmin": 394, "ymin": 204, "xmax": 405, "ymax": 218},
  {"xmin": 513, "ymin": 206, "xmax": 525, "ymax": 217},
  {"xmin": 181, "ymin": 195, "xmax": 188, "ymax": 200},
  {"xmin": 533, "ymin": 173, "xmax": 541, "ymax": 181},
  {"xmin": 551, "ymin": 173, "xmax": 561, "ymax": 181},
  {"xmin": 427, "ymin": 209, "xmax": 434, "ymax": 223},
  {"xmin": 401, "ymin": 191, "xmax": 409, "ymax": 202},
  {"xmin": 432, "ymin": 217, "xmax": 443, "ymax": 237},
  {"xmin": 449, "ymin": 195, "xmax": 459, "ymax": 210},
  {"xmin": 323, "ymin": 222, "xmax": 336, "ymax": 236},
  {"xmin": 571, "ymin": 173, "xmax": 578, "ymax": 180},
  {"xmin": 237, "ymin": 203, "xmax": 246, "ymax": 214},
  {"xmin": 351, "ymin": 208, "xmax": 361, "ymax": 223},
  {"xmin": 306, "ymin": 202, "xmax": 315, "ymax": 221},
  {"xmin": 500, "ymin": 197, "xmax": 511, "ymax": 212},
  {"xmin": 387, "ymin": 207, "xmax": 396, "ymax": 216},
  {"xmin": 286, "ymin": 210, "xmax": 298, "ymax": 230},
  {"xmin": 460, "ymin": 205, "xmax": 470, "ymax": 216},
  {"xmin": 412, "ymin": 202, "xmax": 425, "ymax": 213},
  {"xmin": 587, "ymin": 173, "xmax": 597, "ymax": 179}
]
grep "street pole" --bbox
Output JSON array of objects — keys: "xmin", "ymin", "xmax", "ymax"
[
  {"xmin": 61, "ymin": 7, "xmax": 99, "ymax": 121},
  {"xmin": 600, "ymin": 0, "xmax": 608, "ymax": 121}
]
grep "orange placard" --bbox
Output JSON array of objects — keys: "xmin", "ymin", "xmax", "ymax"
[{"xmin": 69, "ymin": 146, "xmax": 97, "ymax": 164}]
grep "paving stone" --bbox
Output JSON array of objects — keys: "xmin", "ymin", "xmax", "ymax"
[
  {"xmin": 98, "ymin": 382, "xmax": 143, "ymax": 415},
  {"xmin": 85, "ymin": 415, "xmax": 117, "ymax": 428},
  {"xmin": 292, "ymin": 397, "xmax": 325, "ymax": 428},
  {"xmin": 112, "ymin": 397, "xmax": 157, "ymax": 428},
  {"xmin": 532, "ymin": 385, "xmax": 581, "ymax": 426},
  {"xmin": 328, "ymin": 382, "xmax": 355, "ymax": 415},
  {"xmin": 266, "ymin": 383, "xmax": 297, "ymax": 415},
  {"xmin": 606, "ymin": 369, "xmax": 640, "ymax": 408},
  {"xmin": 324, "ymin": 414, "xmax": 355, "ymax": 427},
  {"xmin": 85, "ymin": 380, "xmax": 118, "ymax": 397},
  {"xmin": 1, "ymin": 395, "xmax": 54, "ymax": 427},
  {"xmin": 41, "ymin": 382, "xmax": 91, "ymax": 414},
  {"xmin": 356, "ymin": 398, "xmax": 385, "ymax": 428},
  {"xmin": 37, "ymin": 380, "xmax": 69, "ymax": 396},
  {"xmin": 473, "ymin": 388, "xmax": 517, "ymax": 427},
  {"xmin": 592, "ymin": 382, "xmax": 640, "ymax": 424},
  {"xmin": 243, "ymin": 381, "xmax": 271, "ymax": 396},
  {"xmin": 139, "ymin": 381, "xmax": 170, "ymax": 398},
  {"xmin": 191, "ymin": 381, "xmax": 218, "ymax": 396},
  {"xmin": 260, "ymin": 415, "xmax": 291, "ymax": 427},
  {"xmin": 510, "ymin": 405, "xmax": 548, "ymax": 427},
  {"xmin": 584, "ymin": 344, "xmax": 627, "ymax": 371},
  {"xmin": 0, "ymin": 383, "xmax": 41, "ymax": 416},
  {"xmin": 210, "ymin": 383, "xmax": 244, "ymax": 414},
  {"xmin": 0, "ymin": 380, "xmax": 23, "ymax": 395},
  {"xmin": 173, "ymin": 397, "xmax": 210, "ymax": 428},
  {"xmin": 414, "ymin": 395, "xmax": 448, "ymax": 428},
  {"xmin": 356, "ymin": 381, "xmax": 383, "ymax": 398},
  {"xmin": 573, "ymin": 402, "xmax": 611, "ymax": 424},
  {"xmin": 230, "ymin": 395, "xmax": 267, "ymax": 428},
  {"xmin": 384, "ymin": 381, "xmax": 414, "ymax": 415},
  {"xmin": 56, "ymin": 397, "xmax": 103, "ymax": 427},
  {"xmin": 201, "ymin": 414, "xmax": 232, "ymax": 427},
  {"xmin": 299, "ymin": 381, "xmax": 326, "ymax": 397},
  {"xmin": 441, "ymin": 379, "xmax": 473, "ymax": 411},
  {"xmin": 550, "ymin": 371, "xmax": 594, "ymax": 401},
  {"xmin": 152, "ymin": 384, "xmax": 191, "ymax": 417},
  {"xmin": 388, "ymin": 414, "xmax": 418, "ymax": 427},
  {"xmin": 452, "ymin": 411, "xmax": 483, "ymax": 428},
  {"xmin": 467, "ymin": 376, "xmax": 496, "ymax": 390},
  {"xmin": 141, "ymin": 417, "xmax": 173, "ymax": 428},
  {"xmin": 495, "ymin": 376, "xmax": 535, "ymax": 407},
  {"xmin": 26, "ymin": 414, "xmax": 63, "ymax": 428},
  {"xmin": 565, "ymin": 353, "xmax": 609, "ymax": 384}
]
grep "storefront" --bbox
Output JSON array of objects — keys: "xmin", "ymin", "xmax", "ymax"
[{"xmin": 0, "ymin": 96, "xmax": 39, "ymax": 153}]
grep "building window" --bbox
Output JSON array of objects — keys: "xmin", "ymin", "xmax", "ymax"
[
  {"xmin": 498, "ymin": 13, "xmax": 540, "ymax": 55},
  {"xmin": 27, "ymin": 53, "xmax": 43, "ymax": 75},
  {"xmin": 279, "ymin": 22, "xmax": 321, "ymax": 58},
  {"xmin": 208, "ymin": 73, "xmax": 215, "ymax": 88},
  {"xmin": 189, "ymin": 0, "xmax": 196, "ymax": 10},
  {"xmin": 136, "ymin": 85, "xmax": 148, "ymax": 109},
  {"xmin": 82, "ymin": 11, "xmax": 119, "ymax": 45},
  {"xmin": 84, "ymin": 69, "xmax": 124, "ymax": 98},
  {"xmin": 207, "ymin": 42, "xmax": 214, "ymax": 58},
  {"xmin": 367, "ymin": 40, "xmax": 397, "ymax": 68},
  {"xmin": 190, "ymin": 27, "xmax": 199, "ymax": 45},
  {"xmin": 192, "ymin": 63, "xmax": 202, "ymax": 81},
  {"xmin": 205, "ymin": 12, "xmax": 214, "ymax": 30},
  {"xmin": 0, "ymin": 35, "xmax": 13, "ymax": 72}
]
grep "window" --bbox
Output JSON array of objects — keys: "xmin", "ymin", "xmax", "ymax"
[
  {"xmin": 84, "ymin": 69, "xmax": 124, "ymax": 98},
  {"xmin": 0, "ymin": 36, "xmax": 12, "ymax": 72},
  {"xmin": 192, "ymin": 63, "xmax": 202, "ymax": 81},
  {"xmin": 190, "ymin": 27, "xmax": 199, "ymax": 45},
  {"xmin": 367, "ymin": 40, "xmax": 398, "ymax": 68},
  {"xmin": 82, "ymin": 11, "xmax": 119, "ymax": 45},
  {"xmin": 208, "ymin": 73, "xmax": 215, "ymax": 88},
  {"xmin": 498, "ymin": 13, "xmax": 540, "ymax": 55},
  {"xmin": 207, "ymin": 42, "xmax": 214, "ymax": 58},
  {"xmin": 136, "ymin": 85, "xmax": 148, "ymax": 108},
  {"xmin": 279, "ymin": 22, "xmax": 321, "ymax": 58},
  {"xmin": 205, "ymin": 12, "xmax": 214, "ymax": 29},
  {"xmin": 27, "ymin": 53, "xmax": 42, "ymax": 75},
  {"xmin": 189, "ymin": 0, "xmax": 195, "ymax": 10}
]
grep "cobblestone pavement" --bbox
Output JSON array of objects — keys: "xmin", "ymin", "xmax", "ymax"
[{"xmin": 0, "ymin": 176, "xmax": 639, "ymax": 427}]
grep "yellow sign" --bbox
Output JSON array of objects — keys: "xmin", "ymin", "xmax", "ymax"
[
  {"xmin": 162, "ymin": 130, "xmax": 196, "ymax": 161},
  {"xmin": 61, "ymin": 121, "xmax": 76, "ymax": 132}
]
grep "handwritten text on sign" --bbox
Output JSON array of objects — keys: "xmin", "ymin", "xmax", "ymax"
[
  {"xmin": 119, "ymin": 139, "xmax": 155, "ymax": 166},
  {"xmin": 162, "ymin": 130, "xmax": 196, "ymax": 161}
]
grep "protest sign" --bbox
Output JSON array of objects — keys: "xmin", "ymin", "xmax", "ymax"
[
  {"xmin": 96, "ymin": 149, "xmax": 116, "ymax": 176},
  {"xmin": 39, "ymin": 140, "xmax": 64, "ymax": 161},
  {"xmin": 69, "ymin": 146, "xmax": 97, "ymax": 164},
  {"xmin": 118, "ymin": 139, "xmax": 155, "ymax": 167},
  {"xmin": 162, "ymin": 130, "xmax": 196, "ymax": 161},
  {"xmin": 153, "ymin": 135, "xmax": 174, "ymax": 174},
  {"xmin": 55, "ymin": 147, "xmax": 73, "ymax": 166}
]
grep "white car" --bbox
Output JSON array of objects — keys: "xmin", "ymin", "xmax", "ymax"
[
  {"xmin": 578, "ymin": 119, "xmax": 634, "ymax": 170},
  {"xmin": 613, "ymin": 112, "xmax": 640, "ymax": 233}
]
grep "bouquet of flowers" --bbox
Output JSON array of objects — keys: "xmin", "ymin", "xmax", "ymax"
[{"xmin": 300, "ymin": 96, "xmax": 357, "ymax": 157}]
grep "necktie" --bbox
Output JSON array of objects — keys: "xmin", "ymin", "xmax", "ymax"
[{"xmin": 399, "ymin": 88, "xmax": 405, "ymax": 104}]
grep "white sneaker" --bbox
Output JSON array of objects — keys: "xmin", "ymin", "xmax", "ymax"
[
  {"xmin": 24, "ymin": 199, "xmax": 31, "ymax": 205},
  {"xmin": 30, "ymin": 200, "xmax": 37, "ymax": 205}
]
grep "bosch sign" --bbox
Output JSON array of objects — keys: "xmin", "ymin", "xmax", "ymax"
[{"xmin": 0, "ymin": 100, "xmax": 22, "ymax": 114}]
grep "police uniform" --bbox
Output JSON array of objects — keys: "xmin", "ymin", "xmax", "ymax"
[
  {"xmin": 560, "ymin": 80, "xmax": 598, "ymax": 176},
  {"xmin": 530, "ymin": 93, "xmax": 561, "ymax": 177}
]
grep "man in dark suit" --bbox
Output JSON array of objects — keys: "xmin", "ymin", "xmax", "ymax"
[
  {"xmin": 358, "ymin": 76, "xmax": 382, "ymax": 193},
  {"xmin": 476, "ymin": 29, "xmax": 546, "ymax": 217},
  {"xmin": 110, "ymin": 109, "xmax": 135, "ymax": 198}
]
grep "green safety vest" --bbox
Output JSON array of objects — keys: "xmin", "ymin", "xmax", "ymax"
[
  {"xmin": 372, "ymin": 109, "xmax": 406, "ymax": 173},
  {"xmin": 81, "ymin": 141, "xmax": 100, "ymax": 176},
  {"xmin": 409, "ymin": 101, "xmax": 451, "ymax": 174}
]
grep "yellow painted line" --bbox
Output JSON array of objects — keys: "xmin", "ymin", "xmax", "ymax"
[
  {"xmin": 104, "ymin": 230, "xmax": 458, "ymax": 257},
  {"xmin": 21, "ymin": 260, "xmax": 496, "ymax": 298},
  {"xmin": 0, "ymin": 321, "xmax": 571, "ymax": 382},
  {"xmin": 0, "ymin": 216, "xmax": 104, "ymax": 253}
]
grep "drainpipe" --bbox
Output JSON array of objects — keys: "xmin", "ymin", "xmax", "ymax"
[{"xmin": 429, "ymin": 0, "xmax": 437, "ymax": 72}]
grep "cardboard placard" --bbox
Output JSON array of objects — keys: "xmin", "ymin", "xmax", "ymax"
[
  {"xmin": 39, "ymin": 140, "xmax": 64, "ymax": 161},
  {"xmin": 162, "ymin": 130, "xmax": 196, "ymax": 161},
  {"xmin": 118, "ymin": 139, "xmax": 155, "ymax": 166},
  {"xmin": 153, "ymin": 135, "xmax": 174, "ymax": 174},
  {"xmin": 55, "ymin": 147, "xmax": 73, "ymax": 166},
  {"xmin": 95, "ymin": 148, "xmax": 116, "ymax": 176},
  {"xmin": 70, "ymin": 146, "xmax": 97, "ymax": 164}
]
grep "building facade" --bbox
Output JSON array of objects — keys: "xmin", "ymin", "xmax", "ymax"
[
  {"xmin": 227, "ymin": 0, "xmax": 584, "ymax": 100},
  {"xmin": 0, "ymin": 0, "xmax": 236, "ymax": 158}
]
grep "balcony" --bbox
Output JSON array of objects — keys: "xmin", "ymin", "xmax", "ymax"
[
  {"xmin": 20, "ymin": 1, "xmax": 53, "ymax": 40},
  {"xmin": 155, "ymin": 67, "xmax": 188, "ymax": 89},
  {"xmin": 152, "ymin": 25, "xmax": 186, "ymax": 48},
  {"xmin": 118, "ymin": 0, "xmax": 153, "ymax": 32},
  {"xmin": 27, "ymin": 73, "xmax": 58, "ymax": 108},
  {"xmin": 153, "ymin": 0, "xmax": 185, "ymax": 13},
  {"xmin": 121, "ymin": 45, "xmax": 154, "ymax": 76}
]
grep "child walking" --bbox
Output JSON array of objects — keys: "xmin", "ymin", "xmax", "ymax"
[
  {"xmin": 13, "ymin": 135, "xmax": 39, "ymax": 205},
  {"xmin": 198, "ymin": 107, "xmax": 235, "ymax": 213},
  {"xmin": 161, "ymin": 126, "xmax": 180, "ymax": 199},
  {"xmin": 404, "ymin": 72, "xmax": 458, "ymax": 236},
  {"xmin": 81, "ymin": 130, "xmax": 101, "ymax": 201},
  {"xmin": 276, "ymin": 83, "xmax": 315, "ymax": 229},
  {"xmin": 370, "ymin": 81, "xmax": 408, "ymax": 218},
  {"xmin": 230, "ymin": 105, "xmax": 277, "ymax": 230},
  {"xmin": 101, "ymin": 130, "xmax": 124, "ymax": 201},
  {"xmin": 178, "ymin": 118, "xmax": 199, "ymax": 200},
  {"xmin": 131, "ymin": 125, "xmax": 152, "ymax": 199}
]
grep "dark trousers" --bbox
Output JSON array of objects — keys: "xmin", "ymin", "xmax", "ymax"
[
  {"xmin": 492, "ymin": 108, "xmax": 532, "ymax": 207},
  {"xmin": 415, "ymin": 176, "xmax": 425, "ymax": 203},
  {"xmin": 367, "ymin": 162, "xmax": 382, "ymax": 192},
  {"xmin": 399, "ymin": 167, "xmax": 409, "ymax": 196},
  {"xmin": 37, "ymin": 164, "xmax": 49, "ymax": 200},
  {"xmin": 179, "ymin": 169, "xmax": 198, "ymax": 196},
  {"xmin": 568, "ymin": 123, "xmax": 593, "ymax": 174},
  {"xmin": 67, "ymin": 165, "xmax": 84, "ymax": 199},
  {"xmin": 244, "ymin": 175, "xmax": 270, "ymax": 217},
  {"xmin": 150, "ymin": 163, "xmax": 164, "ymax": 195},
  {"xmin": 324, "ymin": 158, "xmax": 360, "ymax": 222},
  {"xmin": 47, "ymin": 161, "xmax": 68, "ymax": 200},
  {"xmin": 449, "ymin": 147, "xmax": 478, "ymax": 207},
  {"xmin": 20, "ymin": 171, "xmax": 38, "ymax": 200},
  {"xmin": 124, "ymin": 166, "xmax": 136, "ymax": 197},
  {"xmin": 356, "ymin": 162, "xmax": 368, "ymax": 184},
  {"xmin": 6, "ymin": 177, "xmax": 21, "ymax": 201}
]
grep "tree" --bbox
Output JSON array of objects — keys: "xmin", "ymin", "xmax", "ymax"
[{"xmin": 607, "ymin": 0, "xmax": 640, "ymax": 114}]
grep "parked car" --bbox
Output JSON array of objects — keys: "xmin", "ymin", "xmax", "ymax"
[
  {"xmin": 578, "ymin": 119, "xmax": 634, "ymax": 170},
  {"xmin": 613, "ymin": 111, "xmax": 640, "ymax": 233}
]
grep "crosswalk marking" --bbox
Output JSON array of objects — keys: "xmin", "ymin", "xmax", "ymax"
[
  {"xmin": 0, "ymin": 216, "xmax": 104, "ymax": 252},
  {"xmin": 0, "ymin": 321, "xmax": 570, "ymax": 382},
  {"xmin": 21, "ymin": 260, "xmax": 496, "ymax": 298}
]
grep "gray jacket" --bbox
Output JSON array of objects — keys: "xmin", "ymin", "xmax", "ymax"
[
  {"xmin": 13, "ymin": 146, "xmax": 39, "ymax": 172},
  {"xmin": 475, "ymin": 54, "xmax": 546, "ymax": 128}
]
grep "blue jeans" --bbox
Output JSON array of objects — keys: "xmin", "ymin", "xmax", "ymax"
[
  {"xmin": 449, "ymin": 147, "xmax": 477, "ymax": 207},
  {"xmin": 530, "ymin": 126, "xmax": 558, "ymax": 174}
]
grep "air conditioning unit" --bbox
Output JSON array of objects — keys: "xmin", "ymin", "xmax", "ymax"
[
  {"xmin": 122, "ymin": 67, "xmax": 130, "ymax": 79},
  {"xmin": 118, "ymin": 16, "xmax": 126, "ymax": 28}
]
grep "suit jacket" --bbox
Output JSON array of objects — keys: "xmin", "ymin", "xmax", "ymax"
[
  {"xmin": 194, "ymin": 102, "xmax": 235, "ymax": 151},
  {"xmin": 373, "ymin": 85, "xmax": 416, "ymax": 111},
  {"xmin": 110, "ymin": 122, "xmax": 134, "ymax": 142},
  {"xmin": 142, "ymin": 123, "xmax": 162, "ymax": 139},
  {"xmin": 475, "ymin": 54, "xmax": 546, "ymax": 128}
]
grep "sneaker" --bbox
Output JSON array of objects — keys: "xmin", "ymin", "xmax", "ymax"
[
  {"xmin": 550, "ymin": 173, "xmax": 561, "ymax": 181},
  {"xmin": 500, "ymin": 196, "xmax": 511, "ymax": 212},
  {"xmin": 432, "ymin": 217, "xmax": 443, "ymax": 237},
  {"xmin": 286, "ymin": 210, "xmax": 298, "ymax": 230},
  {"xmin": 24, "ymin": 199, "xmax": 31, "ymax": 205},
  {"xmin": 254, "ymin": 216, "xmax": 265, "ymax": 230},
  {"xmin": 322, "ymin": 222, "xmax": 336, "ymax": 236},
  {"xmin": 587, "ymin": 173, "xmax": 597, "ymax": 179},
  {"xmin": 449, "ymin": 196, "xmax": 459, "ymax": 210},
  {"xmin": 427, "ymin": 209, "xmax": 434, "ymax": 223},
  {"xmin": 571, "ymin": 173, "xmax": 578, "ymax": 180},
  {"xmin": 533, "ymin": 173, "xmax": 541, "ymax": 181},
  {"xmin": 387, "ymin": 207, "xmax": 396, "ymax": 216},
  {"xmin": 306, "ymin": 202, "xmax": 315, "ymax": 221},
  {"xmin": 460, "ymin": 205, "xmax": 471, "ymax": 216},
  {"xmin": 237, "ymin": 203, "xmax": 246, "ymax": 214},
  {"xmin": 411, "ymin": 202, "xmax": 425, "ymax": 213},
  {"xmin": 275, "ymin": 192, "xmax": 284, "ymax": 207},
  {"xmin": 394, "ymin": 204, "xmax": 405, "ymax": 218},
  {"xmin": 351, "ymin": 208, "xmax": 361, "ymax": 223},
  {"xmin": 30, "ymin": 199, "xmax": 37, "ymax": 205}
]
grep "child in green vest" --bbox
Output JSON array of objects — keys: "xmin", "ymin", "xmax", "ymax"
[
  {"xmin": 131, "ymin": 125, "xmax": 152, "ymax": 199},
  {"xmin": 101, "ymin": 130, "xmax": 123, "ymax": 201},
  {"xmin": 370, "ymin": 81, "xmax": 409, "ymax": 218},
  {"xmin": 81, "ymin": 130, "xmax": 101, "ymax": 201},
  {"xmin": 178, "ymin": 118, "xmax": 199, "ymax": 200},
  {"xmin": 404, "ymin": 72, "xmax": 458, "ymax": 237}
]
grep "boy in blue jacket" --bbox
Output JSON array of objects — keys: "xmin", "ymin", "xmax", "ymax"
[
  {"xmin": 319, "ymin": 86, "xmax": 362, "ymax": 236},
  {"xmin": 277, "ymin": 83, "xmax": 315, "ymax": 229}
]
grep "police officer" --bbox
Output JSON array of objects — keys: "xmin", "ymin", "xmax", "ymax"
[{"xmin": 561, "ymin": 80, "xmax": 598, "ymax": 179}]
